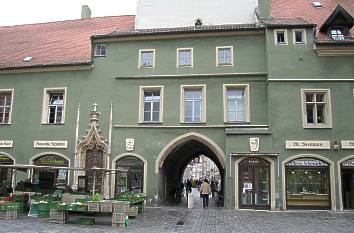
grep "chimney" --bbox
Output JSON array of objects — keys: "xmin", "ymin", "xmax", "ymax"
[{"xmin": 81, "ymin": 5, "xmax": 92, "ymax": 19}]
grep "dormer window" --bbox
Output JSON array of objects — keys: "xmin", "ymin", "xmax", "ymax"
[{"xmin": 329, "ymin": 27, "xmax": 348, "ymax": 40}]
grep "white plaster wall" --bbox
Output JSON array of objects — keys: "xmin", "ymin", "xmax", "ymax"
[{"xmin": 136, "ymin": 0, "xmax": 258, "ymax": 29}]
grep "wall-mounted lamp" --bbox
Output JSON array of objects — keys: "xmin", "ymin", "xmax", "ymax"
[{"xmin": 333, "ymin": 140, "xmax": 340, "ymax": 150}]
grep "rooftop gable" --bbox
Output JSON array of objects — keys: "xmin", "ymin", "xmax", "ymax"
[
  {"xmin": 0, "ymin": 15, "xmax": 135, "ymax": 70},
  {"xmin": 319, "ymin": 5, "xmax": 354, "ymax": 32}
]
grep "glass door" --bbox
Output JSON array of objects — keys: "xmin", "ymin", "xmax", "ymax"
[{"xmin": 239, "ymin": 158, "xmax": 270, "ymax": 209}]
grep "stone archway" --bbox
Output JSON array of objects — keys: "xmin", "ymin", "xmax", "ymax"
[{"xmin": 156, "ymin": 132, "xmax": 225, "ymax": 205}]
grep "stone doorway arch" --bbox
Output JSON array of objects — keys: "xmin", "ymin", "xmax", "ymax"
[{"xmin": 156, "ymin": 132, "xmax": 225, "ymax": 205}]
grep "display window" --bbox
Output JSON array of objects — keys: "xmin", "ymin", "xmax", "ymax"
[
  {"xmin": 33, "ymin": 154, "xmax": 69, "ymax": 190},
  {"xmin": 0, "ymin": 154, "xmax": 14, "ymax": 196},
  {"xmin": 286, "ymin": 158, "xmax": 330, "ymax": 209},
  {"xmin": 115, "ymin": 156, "xmax": 144, "ymax": 194},
  {"xmin": 340, "ymin": 158, "xmax": 354, "ymax": 209}
]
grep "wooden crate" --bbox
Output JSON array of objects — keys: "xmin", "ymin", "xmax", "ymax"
[
  {"xmin": 127, "ymin": 206, "xmax": 138, "ymax": 217},
  {"xmin": 87, "ymin": 201, "xmax": 100, "ymax": 212},
  {"xmin": 0, "ymin": 210, "xmax": 17, "ymax": 220},
  {"xmin": 49, "ymin": 210, "xmax": 67, "ymax": 224},
  {"xmin": 100, "ymin": 201, "xmax": 113, "ymax": 213},
  {"xmin": 113, "ymin": 201, "xmax": 129, "ymax": 213},
  {"xmin": 112, "ymin": 212, "xmax": 128, "ymax": 226}
]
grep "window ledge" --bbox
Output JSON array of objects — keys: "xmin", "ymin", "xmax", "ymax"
[
  {"xmin": 139, "ymin": 122, "xmax": 163, "ymax": 124},
  {"xmin": 180, "ymin": 122, "xmax": 206, "ymax": 125},
  {"xmin": 0, "ymin": 123, "xmax": 11, "ymax": 126},
  {"xmin": 303, "ymin": 125, "xmax": 332, "ymax": 129},
  {"xmin": 41, "ymin": 123, "xmax": 65, "ymax": 125}
]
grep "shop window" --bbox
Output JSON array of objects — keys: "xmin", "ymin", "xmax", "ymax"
[
  {"xmin": 181, "ymin": 85, "xmax": 206, "ymax": 123},
  {"xmin": 115, "ymin": 156, "xmax": 144, "ymax": 194},
  {"xmin": 223, "ymin": 84, "xmax": 250, "ymax": 123},
  {"xmin": 274, "ymin": 29, "xmax": 288, "ymax": 45},
  {"xmin": 0, "ymin": 154, "xmax": 14, "ymax": 195},
  {"xmin": 177, "ymin": 48, "xmax": 193, "ymax": 67},
  {"xmin": 0, "ymin": 90, "xmax": 13, "ymax": 124},
  {"xmin": 33, "ymin": 154, "xmax": 69, "ymax": 191},
  {"xmin": 139, "ymin": 86, "xmax": 163, "ymax": 123},
  {"xmin": 286, "ymin": 158, "xmax": 330, "ymax": 209},
  {"xmin": 139, "ymin": 49, "xmax": 155, "ymax": 68},
  {"xmin": 94, "ymin": 44, "xmax": 107, "ymax": 57},
  {"xmin": 42, "ymin": 88, "xmax": 67, "ymax": 124},
  {"xmin": 216, "ymin": 46, "xmax": 233, "ymax": 66},
  {"xmin": 301, "ymin": 89, "xmax": 332, "ymax": 128}
]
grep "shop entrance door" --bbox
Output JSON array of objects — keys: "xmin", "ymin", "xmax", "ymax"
[
  {"xmin": 341, "ymin": 169, "xmax": 354, "ymax": 209},
  {"xmin": 239, "ymin": 158, "xmax": 270, "ymax": 209},
  {"xmin": 39, "ymin": 171, "xmax": 56, "ymax": 190}
]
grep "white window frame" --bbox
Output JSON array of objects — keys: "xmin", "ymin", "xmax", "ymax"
[
  {"xmin": 0, "ymin": 89, "xmax": 14, "ymax": 124},
  {"xmin": 177, "ymin": 48, "xmax": 193, "ymax": 67},
  {"xmin": 180, "ymin": 85, "xmax": 206, "ymax": 123},
  {"xmin": 138, "ymin": 49, "xmax": 155, "ymax": 68},
  {"xmin": 94, "ymin": 44, "xmax": 107, "ymax": 57},
  {"xmin": 301, "ymin": 89, "xmax": 332, "ymax": 128},
  {"xmin": 223, "ymin": 84, "xmax": 250, "ymax": 123},
  {"xmin": 139, "ymin": 86, "xmax": 164, "ymax": 123},
  {"xmin": 274, "ymin": 29, "xmax": 288, "ymax": 45},
  {"xmin": 293, "ymin": 29, "xmax": 307, "ymax": 45},
  {"xmin": 216, "ymin": 46, "xmax": 233, "ymax": 66},
  {"xmin": 41, "ymin": 87, "xmax": 67, "ymax": 124}
]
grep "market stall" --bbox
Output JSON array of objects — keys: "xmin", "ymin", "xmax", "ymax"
[{"xmin": 0, "ymin": 164, "xmax": 146, "ymax": 226}]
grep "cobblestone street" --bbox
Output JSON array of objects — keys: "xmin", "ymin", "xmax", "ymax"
[{"xmin": 1, "ymin": 205, "xmax": 354, "ymax": 233}]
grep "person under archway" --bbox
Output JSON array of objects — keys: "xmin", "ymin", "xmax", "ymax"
[{"xmin": 200, "ymin": 178, "xmax": 211, "ymax": 208}]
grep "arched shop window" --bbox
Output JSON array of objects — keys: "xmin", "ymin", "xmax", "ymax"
[
  {"xmin": 0, "ymin": 154, "xmax": 14, "ymax": 188},
  {"xmin": 116, "ymin": 156, "xmax": 144, "ymax": 194},
  {"xmin": 286, "ymin": 158, "xmax": 330, "ymax": 209},
  {"xmin": 340, "ymin": 158, "xmax": 354, "ymax": 209},
  {"xmin": 33, "ymin": 154, "xmax": 69, "ymax": 190}
]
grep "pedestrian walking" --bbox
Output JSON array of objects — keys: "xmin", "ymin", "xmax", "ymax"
[{"xmin": 200, "ymin": 178, "xmax": 211, "ymax": 208}]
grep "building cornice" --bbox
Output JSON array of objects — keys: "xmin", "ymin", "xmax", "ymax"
[
  {"xmin": 268, "ymin": 79, "xmax": 354, "ymax": 82},
  {"xmin": 115, "ymin": 72, "xmax": 268, "ymax": 80}
]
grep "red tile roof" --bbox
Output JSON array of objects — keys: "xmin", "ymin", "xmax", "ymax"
[
  {"xmin": 269, "ymin": 0, "xmax": 354, "ymax": 40},
  {"xmin": 0, "ymin": 15, "xmax": 135, "ymax": 69}
]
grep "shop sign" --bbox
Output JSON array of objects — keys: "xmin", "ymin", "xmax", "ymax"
[
  {"xmin": 285, "ymin": 140, "xmax": 330, "ymax": 150},
  {"xmin": 33, "ymin": 140, "xmax": 67, "ymax": 148},
  {"xmin": 286, "ymin": 158, "xmax": 328, "ymax": 167},
  {"xmin": 34, "ymin": 155, "xmax": 68, "ymax": 167},
  {"xmin": 341, "ymin": 159, "xmax": 354, "ymax": 167},
  {"xmin": 125, "ymin": 138, "xmax": 134, "ymax": 151},
  {"xmin": 0, "ymin": 140, "xmax": 13, "ymax": 148},
  {"xmin": 249, "ymin": 138, "xmax": 260, "ymax": 152},
  {"xmin": 0, "ymin": 154, "xmax": 14, "ymax": 164},
  {"xmin": 341, "ymin": 141, "xmax": 354, "ymax": 149}
]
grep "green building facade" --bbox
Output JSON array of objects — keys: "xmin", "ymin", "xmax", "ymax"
[{"xmin": 0, "ymin": 2, "xmax": 353, "ymax": 210}]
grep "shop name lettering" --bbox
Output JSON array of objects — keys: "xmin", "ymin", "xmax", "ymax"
[
  {"xmin": 293, "ymin": 142, "xmax": 323, "ymax": 147},
  {"xmin": 0, "ymin": 141, "xmax": 13, "ymax": 147},
  {"xmin": 286, "ymin": 140, "xmax": 330, "ymax": 149},
  {"xmin": 34, "ymin": 141, "xmax": 67, "ymax": 148},
  {"xmin": 39, "ymin": 159, "xmax": 65, "ymax": 165}
]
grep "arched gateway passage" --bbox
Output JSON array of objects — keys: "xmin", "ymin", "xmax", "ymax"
[{"xmin": 156, "ymin": 133, "xmax": 225, "ymax": 205}]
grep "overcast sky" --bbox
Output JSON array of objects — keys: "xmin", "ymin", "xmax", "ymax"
[{"xmin": 0, "ymin": 0, "xmax": 137, "ymax": 26}]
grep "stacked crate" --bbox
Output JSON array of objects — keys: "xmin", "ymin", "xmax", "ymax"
[
  {"xmin": 112, "ymin": 201, "xmax": 129, "ymax": 227},
  {"xmin": 49, "ymin": 209, "xmax": 68, "ymax": 224},
  {"xmin": 100, "ymin": 200, "xmax": 113, "ymax": 213},
  {"xmin": 87, "ymin": 201, "xmax": 100, "ymax": 212}
]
